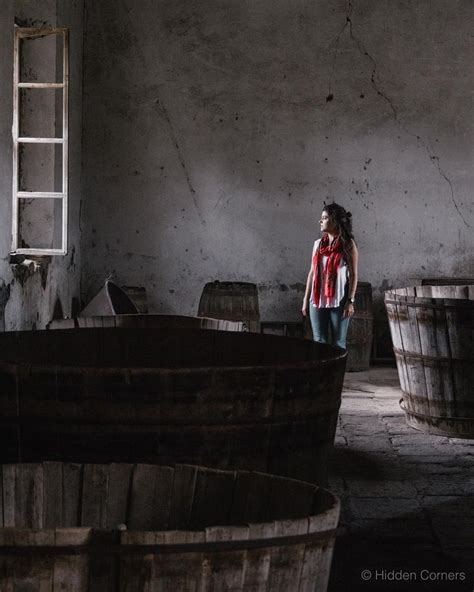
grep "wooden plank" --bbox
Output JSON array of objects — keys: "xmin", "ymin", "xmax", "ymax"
[
  {"xmin": 81, "ymin": 464, "xmax": 109, "ymax": 528},
  {"xmin": 2, "ymin": 465, "xmax": 16, "ymax": 527},
  {"xmin": 14, "ymin": 463, "xmax": 44, "ymax": 528},
  {"xmin": 128, "ymin": 464, "xmax": 175, "ymax": 531},
  {"xmin": 266, "ymin": 475, "xmax": 314, "ymax": 522},
  {"xmin": 243, "ymin": 522, "xmax": 275, "ymax": 590},
  {"xmin": 62, "ymin": 463, "xmax": 82, "ymax": 527},
  {"xmin": 202, "ymin": 526, "xmax": 249, "ymax": 590},
  {"xmin": 188, "ymin": 467, "xmax": 237, "ymax": 530},
  {"xmin": 44, "ymin": 461, "xmax": 63, "ymax": 528},
  {"xmin": 106, "ymin": 463, "xmax": 133, "ymax": 529},
  {"xmin": 119, "ymin": 531, "xmax": 157, "ymax": 592},
  {"xmin": 266, "ymin": 518, "xmax": 308, "ymax": 591},
  {"xmin": 0, "ymin": 529, "xmax": 55, "ymax": 591},
  {"xmin": 0, "ymin": 466, "xmax": 3, "ymax": 527},
  {"xmin": 54, "ymin": 528, "xmax": 91, "ymax": 591},
  {"xmin": 299, "ymin": 499, "xmax": 339, "ymax": 592},
  {"xmin": 230, "ymin": 471, "xmax": 273, "ymax": 524},
  {"xmin": 167, "ymin": 464, "xmax": 198, "ymax": 530},
  {"xmin": 87, "ymin": 530, "xmax": 119, "ymax": 592}
]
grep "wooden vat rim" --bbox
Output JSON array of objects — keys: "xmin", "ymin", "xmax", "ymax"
[{"xmin": 384, "ymin": 285, "xmax": 473, "ymax": 302}]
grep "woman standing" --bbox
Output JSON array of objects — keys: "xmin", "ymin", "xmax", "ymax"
[{"xmin": 302, "ymin": 203, "xmax": 358, "ymax": 349}]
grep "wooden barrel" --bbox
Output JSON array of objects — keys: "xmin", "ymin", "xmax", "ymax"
[
  {"xmin": 0, "ymin": 462, "xmax": 340, "ymax": 591},
  {"xmin": 346, "ymin": 282, "xmax": 374, "ymax": 371},
  {"xmin": 0, "ymin": 328, "xmax": 346, "ymax": 485},
  {"xmin": 198, "ymin": 281, "xmax": 260, "ymax": 332},
  {"xmin": 385, "ymin": 285, "xmax": 474, "ymax": 438},
  {"xmin": 48, "ymin": 314, "xmax": 244, "ymax": 332}
]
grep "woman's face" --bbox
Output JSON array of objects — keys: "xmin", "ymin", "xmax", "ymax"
[{"xmin": 320, "ymin": 210, "xmax": 337, "ymax": 234}]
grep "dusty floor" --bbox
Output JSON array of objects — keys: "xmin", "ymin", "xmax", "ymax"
[{"xmin": 328, "ymin": 366, "xmax": 474, "ymax": 592}]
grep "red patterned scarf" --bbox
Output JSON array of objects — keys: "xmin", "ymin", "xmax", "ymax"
[{"xmin": 312, "ymin": 234, "xmax": 345, "ymax": 303}]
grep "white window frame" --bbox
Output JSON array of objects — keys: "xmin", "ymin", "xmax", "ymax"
[{"xmin": 11, "ymin": 26, "xmax": 69, "ymax": 256}]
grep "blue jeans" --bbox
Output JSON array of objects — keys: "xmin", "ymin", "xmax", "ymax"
[{"xmin": 309, "ymin": 302, "xmax": 350, "ymax": 349}]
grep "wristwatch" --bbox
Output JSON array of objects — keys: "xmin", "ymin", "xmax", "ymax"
[{"xmin": 349, "ymin": 297, "xmax": 355, "ymax": 304}]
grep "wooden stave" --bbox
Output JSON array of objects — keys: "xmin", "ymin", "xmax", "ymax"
[
  {"xmin": 0, "ymin": 462, "xmax": 340, "ymax": 592},
  {"xmin": 384, "ymin": 286, "xmax": 474, "ymax": 437}
]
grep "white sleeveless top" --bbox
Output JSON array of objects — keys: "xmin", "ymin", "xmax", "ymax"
[{"xmin": 310, "ymin": 238, "xmax": 349, "ymax": 308}]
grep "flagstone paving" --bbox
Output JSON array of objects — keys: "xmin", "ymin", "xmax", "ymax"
[{"xmin": 328, "ymin": 367, "xmax": 474, "ymax": 592}]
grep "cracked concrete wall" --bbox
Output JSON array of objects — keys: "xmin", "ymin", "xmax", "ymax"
[
  {"xmin": 0, "ymin": 0, "xmax": 83, "ymax": 330},
  {"xmin": 81, "ymin": 0, "xmax": 473, "ymax": 348}
]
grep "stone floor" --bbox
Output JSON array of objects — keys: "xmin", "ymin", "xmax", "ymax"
[{"xmin": 327, "ymin": 366, "xmax": 474, "ymax": 592}]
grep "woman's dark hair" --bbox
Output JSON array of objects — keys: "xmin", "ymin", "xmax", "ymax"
[{"xmin": 323, "ymin": 202, "xmax": 354, "ymax": 251}]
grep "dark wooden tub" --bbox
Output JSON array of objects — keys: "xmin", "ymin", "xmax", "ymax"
[
  {"xmin": 0, "ymin": 462, "xmax": 340, "ymax": 591},
  {"xmin": 385, "ymin": 285, "xmax": 474, "ymax": 438},
  {"xmin": 0, "ymin": 328, "xmax": 346, "ymax": 484}
]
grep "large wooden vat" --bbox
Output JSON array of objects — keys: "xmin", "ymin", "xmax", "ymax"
[
  {"xmin": 385, "ymin": 285, "xmax": 474, "ymax": 438},
  {"xmin": 346, "ymin": 282, "xmax": 374, "ymax": 371},
  {"xmin": 49, "ymin": 314, "xmax": 244, "ymax": 331},
  {"xmin": 0, "ymin": 328, "xmax": 346, "ymax": 484},
  {"xmin": 0, "ymin": 462, "xmax": 340, "ymax": 592},
  {"xmin": 198, "ymin": 281, "xmax": 261, "ymax": 332}
]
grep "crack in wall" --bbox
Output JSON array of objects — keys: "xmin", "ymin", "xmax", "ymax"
[
  {"xmin": 331, "ymin": 1, "xmax": 471, "ymax": 228},
  {"xmin": 155, "ymin": 99, "xmax": 206, "ymax": 227},
  {"xmin": 327, "ymin": 0, "xmax": 353, "ymax": 100}
]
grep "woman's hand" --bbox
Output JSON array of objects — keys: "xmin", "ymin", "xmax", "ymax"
[
  {"xmin": 302, "ymin": 297, "xmax": 308, "ymax": 317},
  {"xmin": 343, "ymin": 302, "xmax": 355, "ymax": 318}
]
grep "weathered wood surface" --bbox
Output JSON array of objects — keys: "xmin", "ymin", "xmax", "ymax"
[
  {"xmin": 0, "ymin": 328, "xmax": 345, "ymax": 485},
  {"xmin": 198, "ymin": 280, "xmax": 261, "ymax": 332},
  {"xmin": 346, "ymin": 282, "xmax": 374, "ymax": 372},
  {"xmin": 0, "ymin": 463, "xmax": 340, "ymax": 592},
  {"xmin": 385, "ymin": 285, "xmax": 474, "ymax": 437}
]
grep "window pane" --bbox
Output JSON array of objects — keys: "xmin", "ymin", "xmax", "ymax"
[
  {"xmin": 18, "ymin": 198, "xmax": 63, "ymax": 250},
  {"xmin": 19, "ymin": 33, "xmax": 64, "ymax": 84},
  {"xmin": 19, "ymin": 143, "xmax": 63, "ymax": 193},
  {"xmin": 19, "ymin": 88, "xmax": 63, "ymax": 138}
]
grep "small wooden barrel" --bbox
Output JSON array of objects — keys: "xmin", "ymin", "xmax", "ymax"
[
  {"xmin": 198, "ymin": 281, "xmax": 260, "ymax": 332},
  {"xmin": 0, "ymin": 462, "xmax": 340, "ymax": 592},
  {"xmin": 385, "ymin": 285, "xmax": 474, "ymax": 438},
  {"xmin": 48, "ymin": 314, "xmax": 244, "ymax": 332},
  {"xmin": 346, "ymin": 282, "xmax": 374, "ymax": 371},
  {"xmin": 0, "ymin": 327, "xmax": 346, "ymax": 484}
]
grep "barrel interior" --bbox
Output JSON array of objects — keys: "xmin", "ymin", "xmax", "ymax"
[
  {"xmin": 0, "ymin": 462, "xmax": 337, "ymax": 531},
  {"xmin": 0, "ymin": 326, "xmax": 344, "ymax": 368},
  {"xmin": 0, "ymin": 463, "xmax": 340, "ymax": 592}
]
